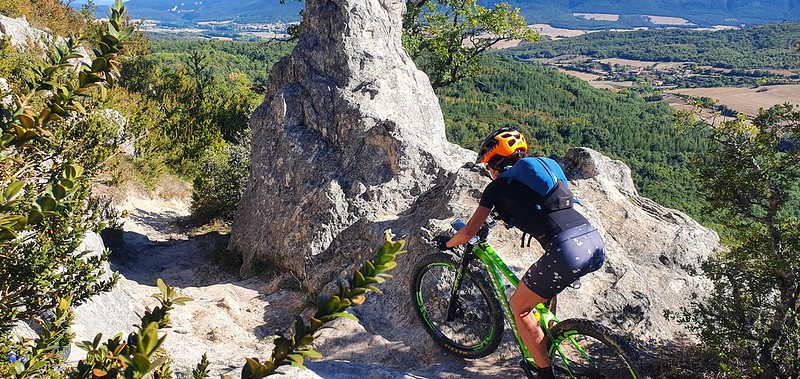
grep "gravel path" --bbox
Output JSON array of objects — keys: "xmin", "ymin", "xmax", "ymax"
[{"xmin": 82, "ymin": 189, "xmax": 521, "ymax": 378}]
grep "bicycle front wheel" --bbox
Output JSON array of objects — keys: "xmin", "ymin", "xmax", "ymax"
[
  {"xmin": 411, "ymin": 253, "xmax": 504, "ymax": 359},
  {"xmin": 548, "ymin": 319, "xmax": 644, "ymax": 379}
]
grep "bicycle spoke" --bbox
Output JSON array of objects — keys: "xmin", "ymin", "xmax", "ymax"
[
  {"xmin": 418, "ymin": 264, "xmax": 497, "ymax": 349},
  {"xmin": 550, "ymin": 324, "xmax": 640, "ymax": 379}
]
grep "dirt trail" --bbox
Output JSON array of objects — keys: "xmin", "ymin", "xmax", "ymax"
[{"xmin": 104, "ymin": 189, "xmax": 520, "ymax": 378}]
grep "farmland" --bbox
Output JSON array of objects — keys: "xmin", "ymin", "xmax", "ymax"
[{"xmin": 667, "ymin": 85, "xmax": 800, "ymax": 117}]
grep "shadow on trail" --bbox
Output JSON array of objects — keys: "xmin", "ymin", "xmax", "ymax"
[
  {"xmin": 106, "ymin": 229, "xmax": 253, "ymax": 290},
  {"xmin": 312, "ymin": 330, "xmax": 521, "ymax": 379},
  {"xmin": 635, "ymin": 338, "xmax": 719, "ymax": 379},
  {"xmin": 128, "ymin": 207, "xmax": 192, "ymax": 236}
]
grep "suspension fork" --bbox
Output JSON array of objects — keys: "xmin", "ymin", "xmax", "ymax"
[{"xmin": 446, "ymin": 245, "xmax": 477, "ymax": 322}]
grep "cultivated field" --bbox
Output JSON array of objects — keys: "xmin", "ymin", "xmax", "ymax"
[
  {"xmin": 667, "ymin": 85, "xmax": 800, "ymax": 117},
  {"xmin": 600, "ymin": 58, "xmax": 691, "ymax": 70},
  {"xmin": 555, "ymin": 67, "xmax": 636, "ymax": 89},
  {"xmin": 490, "ymin": 24, "xmax": 592, "ymax": 49},
  {"xmin": 557, "ymin": 68, "xmax": 603, "ymax": 81},
  {"xmin": 529, "ymin": 23, "xmax": 589, "ymax": 39},
  {"xmin": 646, "ymin": 15, "xmax": 693, "ymax": 25},
  {"xmin": 573, "ymin": 13, "xmax": 620, "ymax": 21},
  {"xmin": 662, "ymin": 94, "xmax": 730, "ymax": 125}
]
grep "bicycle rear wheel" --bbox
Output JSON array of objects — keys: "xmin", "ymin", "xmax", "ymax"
[
  {"xmin": 411, "ymin": 253, "xmax": 504, "ymax": 359},
  {"xmin": 548, "ymin": 318, "xmax": 644, "ymax": 379}
]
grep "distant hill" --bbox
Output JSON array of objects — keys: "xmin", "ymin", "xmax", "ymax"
[
  {"xmin": 107, "ymin": 0, "xmax": 303, "ymax": 24},
  {"xmin": 506, "ymin": 21, "xmax": 800, "ymax": 70},
  {"xmin": 505, "ymin": 0, "xmax": 800, "ymax": 28},
  {"xmin": 111, "ymin": 0, "xmax": 799, "ymax": 27}
]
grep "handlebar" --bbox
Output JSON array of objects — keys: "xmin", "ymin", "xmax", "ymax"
[{"xmin": 449, "ymin": 214, "xmax": 496, "ymax": 244}]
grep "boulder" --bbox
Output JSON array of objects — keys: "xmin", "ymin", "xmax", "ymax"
[
  {"xmin": 0, "ymin": 14, "xmax": 91, "ymax": 67},
  {"xmin": 229, "ymin": 0, "xmax": 469, "ymax": 286},
  {"xmin": 231, "ymin": 0, "xmax": 719, "ymax": 351},
  {"xmin": 0, "ymin": 14, "xmax": 52, "ymax": 51},
  {"xmin": 69, "ymin": 232, "xmax": 145, "ymax": 362}
]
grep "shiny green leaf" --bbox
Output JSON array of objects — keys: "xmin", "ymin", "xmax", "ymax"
[
  {"xmin": 38, "ymin": 196, "xmax": 57, "ymax": 211},
  {"xmin": 3, "ymin": 181, "xmax": 25, "ymax": 202}
]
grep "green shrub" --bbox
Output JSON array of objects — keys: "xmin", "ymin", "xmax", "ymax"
[
  {"xmin": 191, "ymin": 132, "xmax": 250, "ymax": 223},
  {"xmin": 0, "ymin": 0, "xmax": 131, "ymax": 337},
  {"xmin": 678, "ymin": 104, "xmax": 800, "ymax": 377}
]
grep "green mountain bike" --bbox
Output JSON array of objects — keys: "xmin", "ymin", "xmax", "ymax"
[{"xmin": 412, "ymin": 217, "xmax": 645, "ymax": 378}]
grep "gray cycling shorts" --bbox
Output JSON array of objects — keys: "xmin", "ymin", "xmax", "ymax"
[{"xmin": 522, "ymin": 224, "xmax": 605, "ymax": 299}]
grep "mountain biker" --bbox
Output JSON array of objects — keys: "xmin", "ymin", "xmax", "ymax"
[{"xmin": 434, "ymin": 128, "xmax": 606, "ymax": 379}]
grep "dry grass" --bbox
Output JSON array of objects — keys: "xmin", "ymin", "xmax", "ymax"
[
  {"xmin": 667, "ymin": 85, "xmax": 800, "ymax": 117},
  {"xmin": 646, "ymin": 15, "xmax": 694, "ymax": 25},
  {"xmin": 529, "ymin": 23, "xmax": 589, "ymax": 39},
  {"xmin": 640, "ymin": 339, "xmax": 722, "ymax": 379},
  {"xmin": 491, "ymin": 39, "xmax": 523, "ymax": 49},
  {"xmin": 557, "ymin": 68, "xmax": 603, "ymax": 81},
  {"xmin": 92, "ymin": 155, "xmax": 193, "ymax": 210}
]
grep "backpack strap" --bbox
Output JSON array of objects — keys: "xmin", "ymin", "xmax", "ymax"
[
  {"xmin": 536, "ymin": 158, "xmax": 575, "ymax": 211},
  {"xmin": 535, "ymin": 157, "xmax": 561, "ymax": 192}
]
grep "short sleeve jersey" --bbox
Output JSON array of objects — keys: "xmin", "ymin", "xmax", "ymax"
[{"xmin": 478, "ymin": 164, "xmax": 588, "ymax": 245}]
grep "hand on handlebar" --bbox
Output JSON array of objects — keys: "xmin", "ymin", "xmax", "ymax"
[{"xmin": 433, "ymin": 234, "xmax": 453, "ymax": 251}]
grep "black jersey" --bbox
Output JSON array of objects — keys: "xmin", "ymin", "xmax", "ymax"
[{"xmin": 479, "ymin": 178, "xmax": 589, "ymax": 245}]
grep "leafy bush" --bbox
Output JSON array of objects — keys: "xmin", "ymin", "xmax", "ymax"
[
  {"xmin": 191, "ymin": 132, "xmax": 250, "ymax": 223},
  {"xmin": 0, "ymin": 0, "xmax": 131, "ymax": 338},
  {"xmin": 120, "ymin": 47, "xmax": 261, "ymax": 178},
  {"xmin": 403, "ymin": 0, "xmax": 537, "ymax": 88}
]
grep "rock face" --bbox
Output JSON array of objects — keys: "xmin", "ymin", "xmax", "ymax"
[
  {"xmin": 331, "ymin": 148, "xmax": 719, "ymax": 359},
  {"xmin": 0, "ymin": 14, "xmax": 51, "ymax": 51},
  {"xmin": 559, "ymin": 148, "xmax": 718, "ymax": 340},
  {"xmin": 67, "ymin": 232, "xmax": 144, "ymax": 362},
  {"xmin": 232, "ymin": 0, "xmax": 719, "ymax": 348},
  {"xmin": 229, "ymin": 0, "xmax": 469, "ymax": 286},
  {"xmin": 0, "ymin": 14, "xmax": 91, "ymax": 66}
]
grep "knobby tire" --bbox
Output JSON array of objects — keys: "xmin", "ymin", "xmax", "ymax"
[
  {"xmin": 411, "ymin": 252, "xmax": 505, "ymax": 359},
  {"xmin": 548, "ymin": 318, "xmax": 645, "ymax": 379}
]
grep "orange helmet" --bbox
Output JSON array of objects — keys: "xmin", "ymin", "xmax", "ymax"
[{"xmin": 476, "ymin": 128, "xmax": 528, "ymax": 165}]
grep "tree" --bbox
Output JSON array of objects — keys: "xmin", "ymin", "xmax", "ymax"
[
  {"xmin": 402, "ymin": 0, "xmax": 538, "ymax": 89},
  {"xmin": 682, "ymin": 104, "xmax": 800, "ymax": 378}
]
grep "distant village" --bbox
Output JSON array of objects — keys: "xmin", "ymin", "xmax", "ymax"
[{"xmin": 138, "ymin": 19, "xmax": 297, "ymax": 40}]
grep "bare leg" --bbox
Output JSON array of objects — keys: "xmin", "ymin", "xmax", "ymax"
[{"xmin": 509, "ymin": 281, "xmax": 550, "ymax": 368}]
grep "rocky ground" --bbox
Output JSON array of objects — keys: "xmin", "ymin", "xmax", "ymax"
[
  {"xmin": 67, "ymin": 146, "xmax": 721, "ymax": 378},
  {"xmin": 72, "ymin": 185, "xmax": 524, "ymax": 378}
]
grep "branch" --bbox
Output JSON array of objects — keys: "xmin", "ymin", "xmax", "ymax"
[{"xmin": 239, "ymin": 231, "xmax": 406, "ymax": 378}]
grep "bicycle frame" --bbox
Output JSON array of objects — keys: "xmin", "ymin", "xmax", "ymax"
[{"xmin": 447, "ymin": 228, "xmax": 596, "ymax": 374}]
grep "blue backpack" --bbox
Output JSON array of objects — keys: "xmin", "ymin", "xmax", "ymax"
[{"xmin": 497, "ymin": 157, "xmax": 576, "ymax": 211}]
